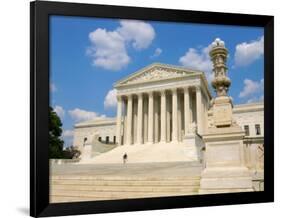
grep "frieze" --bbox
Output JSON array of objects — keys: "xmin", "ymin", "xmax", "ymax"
[
  {"xmin": 120, "ymin": 66, "xmax": 198, "ymax": 85},
  {"xmin": 117, "ymin": 79, "xmax": 201, "ymax": 96}
]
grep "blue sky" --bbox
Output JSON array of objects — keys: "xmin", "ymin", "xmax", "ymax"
[{"xmin": 49, "ymin": 16, "xmax": 264, "ymax": 146}]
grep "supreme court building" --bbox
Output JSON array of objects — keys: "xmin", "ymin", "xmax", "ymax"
[
  {"xmin": 114, "ymin": 63, "xmax": 210, "ymax": 146},
  {"xmin": 73, "ymin": 62, "xmax": 264, "ymax": 170}
]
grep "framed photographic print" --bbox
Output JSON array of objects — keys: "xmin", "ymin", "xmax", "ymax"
[{"xmin": 30, "ymin": 0, "xmax": 274, "ymax": 217}]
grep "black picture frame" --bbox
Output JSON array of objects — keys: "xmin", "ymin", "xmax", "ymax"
[{"xmin": 30, "ymin": 1, "xmax": 274, "ymax": 217}]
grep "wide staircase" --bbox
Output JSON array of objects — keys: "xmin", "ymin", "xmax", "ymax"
[{"xmin": 50, "ymin": 162, "xmax": 202, "ymax": 203}]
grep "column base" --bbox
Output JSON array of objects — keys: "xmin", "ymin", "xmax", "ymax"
[
  {"xmin": 124, "ymin": 143, "xmax": 133, "ymax": 146},
  {"xmin": 171, "ymin": 140, "xmax": 179, "ymax": 144}
]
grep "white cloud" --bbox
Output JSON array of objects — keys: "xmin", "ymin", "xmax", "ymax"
[
  {"xmin": 88, "ymin": 28, "xmax": 130, "ymax": 71},
  {"xmin": 151, "ymin": 48, "xmax": 162, "ymax": 58},
  {"xmin": 247, "ymin": 95, "xmax": 264, "ymax": 104},
  {"xmin": 234, "ymin": 36, "xmax": 264, "ymax": 67},
  {"xmin": 50, "ymin": 83, "xmax": 57, "ymax": 92},
  {"xmin": 68, "ymin": 108, "xmax": 106, "ymax": 122},
  {"xmin": 54, "ymin": 105, "xmax": 65, "ymax": 119},
  {"xmin": 62, "ymin": 129, "xmax": 74, "ymax": 147},
  {"xmin": 62, "ymin": 129, "xmax": 74, "ymax": 138},
  {"xmin": 179, "ymin": 44, "xmax": 213, "ymax": 81},
  {"xmin": 104, "ymin": 89, "xmax": 117, "ymax": 109},
  {"xmin": 117, "ymin": 20, "xmax": 155, "ymax": 50},
  {"xmin": 87, "ymin": 20, "xmax": 155, "ymax": 71},
  {"xmin": 239, "ymin": 78, "xmax": 264, "ymax": 99}
]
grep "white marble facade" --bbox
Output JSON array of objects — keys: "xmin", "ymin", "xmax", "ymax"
[
  {"xmin": 114, "ymin": 63, "xmax": 211, "ymax": 146},
  {"xmin": 73, "ymin": 118, "xmax": 116, "ymax": 151},
  {"xmin": 73, "ymin": 63, "xmax": 264, "ymax": 168}
]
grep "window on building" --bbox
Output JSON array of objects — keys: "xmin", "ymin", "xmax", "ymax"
[
  {"xmin": 106, "ymin": 136, "xmax": 109, "ymax": 144},
  {"xmin": 255, "ymin": 124, "xmax": 261, "ymax": 135},
  {"xmin": 113, "ymin": 136, "xmax": 116, "ymax": 144},
  {"xmin": 98, "ymin": 137, "xmax": 102, "ymax": 142},
  {"xmin": 244, "ymin": 125, "xmax": 250, "ymax": 136}
]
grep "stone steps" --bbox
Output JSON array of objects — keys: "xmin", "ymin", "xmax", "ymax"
[
  {"xmin": 50, "ymin": 191, "xmax": 198, "ymax": 202},
  {"xmin": 51, "ymin": 175, "xmax": 201, "ymax": 180},
  {"xmin": 51, "ymin": 189, "xmax": 199, "ymax": 198},
  {"xmin": 51, "ymin": 181, "xmax": 199, "ymax": 187},
  {"xmin": 51, "ymin": 185, "xmax": 199, "ymax": 192},
  {"xmin": 50, "ymin": 196, "xmax": 107, "ymax": 203},
  {"xmin": 80, "ymin": 143, "xmax": 201, "ymax": 164},
  {"xmin": 50, "ymin": 176, "xmax": 200, "ymax": 203},
  {"xmin": 50, "ymin": 191, "xmax": 197, "ymax": 203},
  {"xmin": 50, "ymin": 177, "xmax": 201, "ymax": 187}
]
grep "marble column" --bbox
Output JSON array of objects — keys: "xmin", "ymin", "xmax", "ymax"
[
  {"xmin": 136, "ymin": 93, "xmax": 143, "ymax": 144},
  {"xmin": 143, "ymin": 96, "xmax": 148, "ymax": 143},
  {"xmin": 154, "ymin": 96, "xmax": 159, "ymax": 143},
  {"xmin": 147, "ymin": 92, "xmax": 154, "ymax": 143},
  {"xmin": 116, "ymin": 95, "xmax": 122, "ymax": 145},
  {"xmin": 178, "ymin": 94, "xmax": 182, "ymax": 141},
  {"xmin": 184, "ymin": 87, "xmax": 191, "ymax": 136},
  {"xmin": 203, "ymin": 96, "xmax": 207, "ymax": 134},
  {"xmin": 196, "ymin": 86, "xmax": 203, "ymax": 135},
  {"xmin": 126, "ymin": 94, "xmax": 133, "ymax": 145},
  {"xmin": 133, "ymin": 98, "xmax": 138, "ymax": 144},
  {"xmin": 123, "ymin": 101, "xmax": 127, "ymax": 145},
  {"xmin": 166, "ymin": 96, "xmax": 171, "ymax": 142},
  {"xmin": 172, "ymin": 88, "xmax": 178, "ymax": 142},
  {"xmin": 160, "ymin": 90, "xmax": 166, "ymax": 142}
]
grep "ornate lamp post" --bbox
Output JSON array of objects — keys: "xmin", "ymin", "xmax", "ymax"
[
  {"xmin": 210, "ymin": 38, "xmax": 231, "ymax": 97},
  {"xmin": 199, "ymin": 38, "xmax": 252, "ymax": 194},
  {"xmin": 209, "ymin": 38, "xmax": 233, "ymax": 127}
]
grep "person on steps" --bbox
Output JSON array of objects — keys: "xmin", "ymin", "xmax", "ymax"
[{"xmin": 123, "ymin": 153, "xmax": 128, "ymax": 164}]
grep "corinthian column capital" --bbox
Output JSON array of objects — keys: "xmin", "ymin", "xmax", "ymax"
[
  {"xmin": 195, "ymin": 85, "xmax": 201, "ymax": 92},
  {"xmin": 171, "ymin": 88, "xmax": 177, "ymax": 94},
  {"xmin": 127, "ymin": 94, "xmax": 132, "ymax": 100},
  {"xmin": 117, "ymin": 95, "xmax": 122, "ymax": 101},
  {"xmin": 160, "ymin": 90, "xmax": 166, "ymax": 96},
  {"xmin": 148, "ymin": 91, "xmax": 154, "ymax": 98},
  {"xmin": 183, "ymin": 86, "xmax": 189, "ymax": 93}
]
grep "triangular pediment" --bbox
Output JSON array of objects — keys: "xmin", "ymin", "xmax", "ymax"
[{"xmin": 115, "ymin": 63, "xmax": 202, "ymax": 87}]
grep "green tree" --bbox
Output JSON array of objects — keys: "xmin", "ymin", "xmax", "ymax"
[
  {"xmin": 63, "ymin": 146, "xmax": 81, "ymax": 159},
  {"xmin": 49, "ymin": 106, "xmax": 64, "ymax": 158}
]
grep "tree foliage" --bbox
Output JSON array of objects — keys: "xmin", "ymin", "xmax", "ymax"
[
  {"xmin": 49, "ymin": 106, "xmax": 81, "ymax": 159},
  {"xmin": 63, "ymin": 146, "xmax": 81, "ymax": 159},
  {"xmin": 49, "ymin": 106, "xmax": 64, "ymax": 158}
]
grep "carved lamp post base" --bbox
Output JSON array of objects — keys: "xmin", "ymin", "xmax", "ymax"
[
  {"xmin": 200, "ymin": 127, "xmax": 253, "ymax": 194},
  {"xmin": 199, "ymin": 38, "xmax": 253, "ymax": 194}
]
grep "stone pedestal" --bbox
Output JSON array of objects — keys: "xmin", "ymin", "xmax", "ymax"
[
  {"xmin": 199, "ymin": 125, "xmax": 253, "ymax": 194},
  {"xmin": 183, "ymin": 133, "xmax": 204, "ymax": 162},
  {"xmin": 199, "ymin": 38, "xmax": 253, "ymax": 194},
  {"xmin": 213, "ymin": 96, "xmax": 233, "ymax": 127},
  {"xmin": 81, "ymin": 144, "xmax": 92, "ymax": 161}
]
